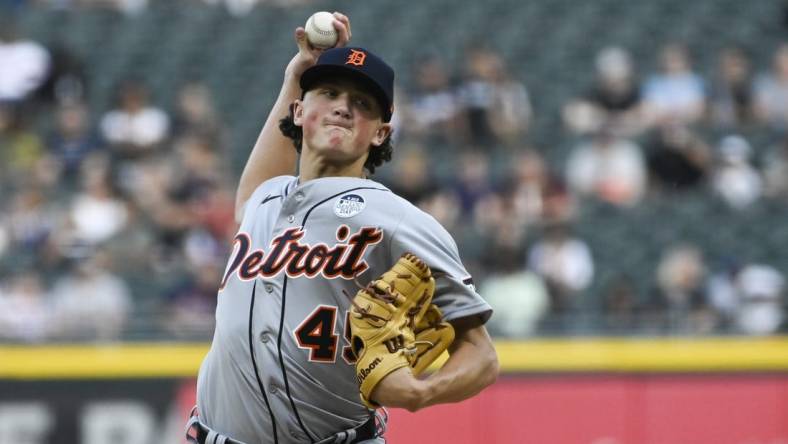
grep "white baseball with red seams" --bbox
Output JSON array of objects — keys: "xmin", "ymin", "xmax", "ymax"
[{"xmin": 305, "ymin": 11, "xmax": 338, "ymax": 49}]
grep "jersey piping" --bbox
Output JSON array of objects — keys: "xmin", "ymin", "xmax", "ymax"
[
  {"xmin": 277, "ymin": 185, "xmax": 390, "ymax": 442},
  {"xmin": 300, "ymin": 186, "xmax": 389, "ymax": 226},
  {"xmin": 276, "ymin": 274, "xmax": 315, "ymax": 442},
  {"xmin": 248, "ymin": 280, "xmax": 279, "ymax": 444},
  {"xmin": 260, "ymin": 194, "xmax": 282, "ymax": 206}
]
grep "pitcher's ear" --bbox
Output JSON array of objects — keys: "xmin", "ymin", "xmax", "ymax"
[
  {"xmin": 292, "ymin": 100, "xmax": 304, "ymax": 126},
  {"xmin": 371, "ymin": 123, "xmax": 392, "ymax": 147}
]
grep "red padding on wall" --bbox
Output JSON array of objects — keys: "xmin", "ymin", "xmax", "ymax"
[{"xmin": 384, "ymin": 375, "xmax": 788, "ymax": 444}]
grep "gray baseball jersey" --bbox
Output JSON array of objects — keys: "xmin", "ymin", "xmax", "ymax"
[{"xmin": 196, "ymin": 175, "xmax": 492, "ymax": 444}]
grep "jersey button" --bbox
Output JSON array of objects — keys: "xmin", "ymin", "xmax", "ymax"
[
  {"xmin": 259, "ymin": 332, "xmax": 270, "ymax": 343},
  {"xmin": 287, "ymin": 214, "xmax": 295, "ymax": 223},
  {"xmin": 294, "ymin": 192, "xmax": 304, "ymax": 202},
  {"xmin": 264, "ymin": 283, "xmax": 274, "ymax": 293},
  {"xmin": 269, "ymin": 384, "xmax": 279, "ymax": 395}
]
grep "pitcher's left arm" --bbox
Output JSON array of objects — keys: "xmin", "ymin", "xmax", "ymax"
[{"xmin": 371, "ymin": 318, "xmax": 498, "ymax": 411}]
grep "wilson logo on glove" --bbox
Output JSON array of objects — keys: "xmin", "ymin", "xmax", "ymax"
[
  {"xmin": 383, "ymin": 335, "xmax": 405, "ymax": 353},
  {"xmin": 356, "ymin": 357, "xmax": 382, "ymax": 384}
]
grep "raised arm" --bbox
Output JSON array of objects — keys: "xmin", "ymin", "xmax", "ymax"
[
  {"xmin": 234, "ymin": 13, "xmax": 352, "ymax": 221},
  {"xmin": 371, "ymin": 320, "xmax": 499, "ymax": 412}
]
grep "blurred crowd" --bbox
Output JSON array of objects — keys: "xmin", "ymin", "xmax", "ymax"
[
  {"xmin": 0, "ymin": 18, "xmax": 233, "ymax": 341},
  {"xmin": 387, "ymin": 42, "xmax": 788, "ymax": 338},
  {"xmin": 1, "ymin": 8, "xmax": 787, "ymax": 341},
  {"xmin": 2, "ymin": 0, "xmax": 313, "ymax": 15}
]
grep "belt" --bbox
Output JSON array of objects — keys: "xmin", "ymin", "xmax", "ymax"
[
  {"xmin": 314, "ymin": 415, "xmax": 377, "ymax": 444},
  {"xmin": 185, "ymin": 408, "xmax": 380, "ymax": 444},
  {"xmin": 185, "ymin": 414, "xmax": 244, "ymax": 444}
]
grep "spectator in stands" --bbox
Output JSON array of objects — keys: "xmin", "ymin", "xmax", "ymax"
[
  {"xmin": 50, "ymin": 249, "xmax": 131, "ymax": 341},
  {"xmin": 645, "ymin": 244, "xmax": 715, "ymax": 334},
  {"xmin": 172, "ymin": 81, "xmax": 224, "ymax": 147},
  {"xmin": 563, "ymin": 46, "xmax": 644, "ymax": 137},
  {"xmin": 0, "ymin": 104, "xmax": 45, "ymax": 187},
  {"xmin": 0, "ymin": 19, "xmax": 51, "ymax": 104},
  {"xmin": 97, "ymin": 202, "xmax": 156, "ymax": 282},
  {"xmin": 456, "ymin": 45, "xmax": 532, "ymax": 147},
  {"xmin": 182, "ymin": 215, "xmax": 231, "ymax": 271},
  {"xmin": 507, "ymin": 149, "xmax": 558, "ymax": 226},
  {"xmin": 479, "ymin": 229, "xmax": 549, "ymax": 338},
  {"xmin": 101, "ymin": 79, "xmax": 171, "ymax": 198},
  {"xmin": 645, "ymin": 122, "xmax": 711, "ymax": 192},
  {"xmin": 763, "ymin": 134, "xmax": 788, "ymax": 198},
  {"xmin": 733, "ymin": 264, "xmax": 785, "ymax": 335},
  {"xmin": 400, "ymin": 54, "xmax": 460, "ymax": 145},
  {"xmin": 68, "ymin": 154, "xmax": 129, "ymax": 245},
  {"xmin": 600, "ymin": 275, "xmax": 640, "ymax": 333},
  {"xmin": 117, "ymin": 145, "xmax": 172, "ymax": 214},
  {"xmin": 417, "ymin": 188, "xmax": 462, "ymax": 234},
  {"xmin": 542, "ymin": 176, "xmax": 576, "ymax": 225},
  {"xmin": 566, "ymin": 126, "xmax": 647, "ymax": 207},
  {"xmin": 705, "ymin": 257, "xmax": 742, "ymax": 331},
  {"xmin": 473, "ymin": 154, "xmax": 573, "ymax": 243},
  {"xmin": 202, "ymin": 0, "xmax": 313, "ymax": 15},
  {"xmin": 182, "ymin": 183, "xmax": 236, "ymax": 269},
  {"xmin": 47, "ymin": 100, "xmax": 103, "ymax": 183},
  {"xmin": 171, "ymin": 135, "xmax": 228, "ymax": 194},
  {"xmin": 65, "ymin": 0, "xmax": 148, "ymax": 14},
  {"xmin": 3, "ymin": 187, "xmax": 57, "ymax": 268},
  {"xmin": 132, "ymin": 182, "xmax": 193, "ymax": 269},
  {"xmin": 100, "ymin": 79, "xmax": 170, "ymax": 159},
  {"xmin": 34, "ymin": 42, "xmax": 88, "ymax": 106},
  {"xmin": 172, "ymin": 136, "xmax": 234, "ymax": 238},
  {"xmin": 0, "ymin": 272, "xmax": 51, "ymax": 342},
  {"xmin": 711, "ymin": 135, "xmax": 762, "ymax": 208},
  {"xmin": 707, "ymin": 260, "xmax": 786, "ymax": 335},
  {"xmin": 473, "ymin": 180, "xmax": 528, "ymax": 245},
  {"xmin": 163, "ymin": 262, "xmax": 220, "ymax": 339},
  {"xmin": 641, "ymin": 43, "xmax": 706, "ymax": 126},
  {"xmin": 754, "ymin": 44, "xmax": 788, "ymax": 132},
  {"xmin": 527, "ymin": 223, "xmax": 594, "ymax": 317},
  {"xmin": 451, "ymin": 150, "xmax": 495, "ymax": 215},
  {"xmin": 111, "ymin": 0, "xmax": 148, "ymax": 14},
  {"xmin": 384, "ymin": 145, "xmax": 437, "ymax": 205},
  {"xmin": 201, "ymin": 0, "xmax": 260, "ymax": 16},
  {"xmin": 709, "ymin": 46, "xmax": 754, "ymax": 129}
]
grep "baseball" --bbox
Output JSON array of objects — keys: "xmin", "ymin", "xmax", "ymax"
[{"xmin": 305, "ymin": 11, "xmax": 338, "ymax": 49}]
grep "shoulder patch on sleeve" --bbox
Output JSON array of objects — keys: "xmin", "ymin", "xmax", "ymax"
[{"xmin": 334, "ymin": 194, "xmax": 366, "ymax": 218}]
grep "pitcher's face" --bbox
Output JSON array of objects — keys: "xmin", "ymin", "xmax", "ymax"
[{"xmin": 294, "ymin": 78, "xmax": 391, "ymax": 166}]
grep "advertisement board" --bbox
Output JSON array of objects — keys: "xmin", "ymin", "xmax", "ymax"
[{"xmin": 2, "ymin": 339, "xmax": 788, "ymax": 443}]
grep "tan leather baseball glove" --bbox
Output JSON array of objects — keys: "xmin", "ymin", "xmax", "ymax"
[
  {"xmin": 350, "ymin": 253, "xmax": 453, "ymax": 408},
  {"xmin": 410, "ymin": 303, "xmax": 454, "ymax": 376}
]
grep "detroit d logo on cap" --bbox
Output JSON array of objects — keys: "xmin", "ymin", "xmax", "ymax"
[
  {"xmin": 334, "ymin": 194, "xmax": 366, "ymax": 218},
  {"xmin": 345, "ymin": 49, "xmax": 366, "ymax": 66}
]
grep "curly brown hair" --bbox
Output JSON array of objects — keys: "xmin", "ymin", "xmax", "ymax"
[{"xmin": 278, "ymin": 103, "xmax": 393, "ymax": 175}]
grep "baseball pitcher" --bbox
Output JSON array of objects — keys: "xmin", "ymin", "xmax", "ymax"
[{"xmin": 186, "ymin": 13, "xmax": 498, "ymax": 444}]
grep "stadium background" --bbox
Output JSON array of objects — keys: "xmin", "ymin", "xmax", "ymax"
[{"xmin": 1, "ymin": 0, "xmax": 788, "ymax": 443}]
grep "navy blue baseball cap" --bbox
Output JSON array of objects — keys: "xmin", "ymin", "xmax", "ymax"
[{"xmin": 300, "ymin": 47, "xmax": 395, "ymax": 122}]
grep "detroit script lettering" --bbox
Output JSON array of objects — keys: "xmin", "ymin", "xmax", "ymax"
[{"xmin": 220, "ymin": 226, "xmax": 383, "ymax": 288}]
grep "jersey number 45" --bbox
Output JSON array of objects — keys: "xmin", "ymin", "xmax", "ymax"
[{"xmin": 294, "ymin": 305, "xmax": 357, "ymax": 364}]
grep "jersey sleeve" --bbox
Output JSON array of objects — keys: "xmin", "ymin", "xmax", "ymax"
[
  {"xmin": 388, "ymin": 204, "xmax": 492, "ymax": 326},
  {"xmin": 239, "ymin": 175, "xmax": 296, "ymax": 221}
]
